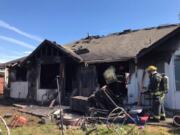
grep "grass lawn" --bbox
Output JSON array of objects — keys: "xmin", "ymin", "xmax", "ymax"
[
  {"xmin": 1, "ymin": 123, "xmax": 179, "ymax": 135},
  {"xmin": 0, "ymin": 105, "xmax": 180, "ymax": 135}
]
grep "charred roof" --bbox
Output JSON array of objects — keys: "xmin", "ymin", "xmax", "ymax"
[{"xmin": 65, "ymin": 24, "xmax": 180, "ymax": 63}]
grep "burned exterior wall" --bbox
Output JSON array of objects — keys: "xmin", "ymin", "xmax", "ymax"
[
  {"xmin": 7, "ymin": 41, "xmax": 81, "ymax": 104},
  {"xmin": 26, "ymin": 60, "xmax": 38, "ymax": 101},
  {"xmin": 76, "ymin": 65, "xmax": 99, "ymax": 97},
  {"xmin": 24, "ymin": 42, "xmax": 81, "ymax": 104},
  {"xmin": 74, "ymin": 61, "xmax": 130, "ymax": 98},
  {"xmin": 36, "ymin": 56, "xmax": 63, "ymax": 103},
  {"xmin": 25, "ymin": 45, "xmax": 64, "ymax": 103}
]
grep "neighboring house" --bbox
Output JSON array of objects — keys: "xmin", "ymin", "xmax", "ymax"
[
  {"xmin": 1, "ymin": 57, "xmax": 27, "ymax": 96},
  {"xmin": 0, "ymin": 65, "xmax": 5, "ymax": 95},
  {"xmin": 2, "ymin": 24, "xmax": 180, "ymax": 111}
]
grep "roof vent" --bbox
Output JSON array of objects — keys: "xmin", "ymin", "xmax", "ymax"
[
  {"xmin": 83, "ymin": 35, "xmax": 101, "ymax": 40},
  {"xmin": 157, "ymin": 24, "xmax": 177, "ymax": 29},
  {"xmin": 73, "ymin": 46, "xmax": 89, "ymax": 54},
  {"xmin": 116, "ymin": 29, "xmax": 132, "ymax": 35},
  {"xmin": 144, "ymin": 27, "xmax": 155, "ymax": 30},
  {"xmin": 122, "ymin": 29, "xmax": 131, "ymax": 33}
]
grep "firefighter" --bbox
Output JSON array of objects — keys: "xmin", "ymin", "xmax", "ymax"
[{"xmin": 146, "ymin": 65, "xmax": 168, "ymax": 122}]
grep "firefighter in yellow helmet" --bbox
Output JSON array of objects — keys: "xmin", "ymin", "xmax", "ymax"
[
  {"xmin": 147, "ymin": 65, "xmax": 157, "ymax": 72},
  {"xmin": 146, "ymin": 65, "xmax": 167, "ymax": 122}
]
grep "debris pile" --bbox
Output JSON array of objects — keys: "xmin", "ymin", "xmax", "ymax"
[{"xmin": 9, "ymin": 115, "xmax": 27, "ymax": 128}]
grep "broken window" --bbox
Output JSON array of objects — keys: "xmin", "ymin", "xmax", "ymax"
[
  {"xmin": 16, "ymin": 67, "xmax": 27, "ymax": 81},
  {"xmin": 40, "ymin": 64, "xmax": 59, "ymax": 89},
  {"xmin": 175, "ymin": 56, "xmax": 180, "ymax": 91}
]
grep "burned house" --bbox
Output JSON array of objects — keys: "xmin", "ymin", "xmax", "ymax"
[
  {"xmin": 3, "ymin": 24, "xmax": 180, "ymax": 111},
  {"xmin": 3, "ymin": 40, "xmax": 82, "ymax": 104}
]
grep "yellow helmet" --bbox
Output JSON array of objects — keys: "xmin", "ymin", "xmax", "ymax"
[{"xmin": 146, "ymin": 65, "xmax": 157, "ymax": 71}]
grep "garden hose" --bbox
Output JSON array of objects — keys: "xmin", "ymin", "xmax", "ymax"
[
  {"xmin": 173, "ymin": 115, "xmax": 180, "ymax": 127},
  {"xmin": 0, "ymin": 115, "xmax": 10, "ymax": 135}
]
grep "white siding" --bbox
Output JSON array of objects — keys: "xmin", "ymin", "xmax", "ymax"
[
  {"xmin": 36, "ymin": 89, "xmax": 57, "ymax": 102},
  {"xmin": 128, "ymin": 73, "xmax": 138, "ymax": 104},
  {"xmin": 10, "ymin": 82, "xmax": 28, "ymax": 99},
  {"xmin": 166, "ymin": 50, "xmax": 180, "ymax": 110},
  {"xmin": 128, "ymin": 69, "xmax": 149, "ymax": 104},
  {"xmin": 4, "ymin": 68, "xmax": 9, "ymax": 88},
  {"xmin": 163, "ymin": 50, "xmax": 180, "ymax": 110},
  {"xmin": 164, "ymin": 60, "xmax": 175, "ymax": 109}
]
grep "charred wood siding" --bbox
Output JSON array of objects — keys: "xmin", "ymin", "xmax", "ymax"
[
  {"xmin": 77, "ymin": 65, "xmax": 98, "ymax": 97},
  {"xmin": 27, "ymin": 64, "xmax": 38, "ymax": 101},
  {"xmin": 25, "ymin": 42, "xmax": 65, "ymax": 98}
]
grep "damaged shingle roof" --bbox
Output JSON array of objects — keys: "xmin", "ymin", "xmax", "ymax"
[{"xmin": 65, "ymin": 24, "xmax": 180, "ymax": 63}]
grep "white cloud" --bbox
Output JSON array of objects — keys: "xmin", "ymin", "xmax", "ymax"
[
  {"xmin": 23, "ymin": 51, "xmax": 32, "ymax": 54},
  {"xmin": 0, "ymin": 59, "xmax": 10, "ymax": 63},
  {"xmin": 0, "ymin": 51, "xmax": 27, "ymax": 63},
  {"xmin": 0, "ymin": 35, "xmax": 35, "ymax": 49},
  {"xmin": 0, "ymin": 46, "xmax": 28, "ymax": 57},
  {"xmin": 0, "ymin": 20, "xmax": 43, "ymax": 42},
  {"xmin": 0, "ymin": 55, "xmax": 22, "ymax": 63}
]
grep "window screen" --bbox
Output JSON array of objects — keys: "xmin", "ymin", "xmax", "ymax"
[{"xmin": 175, "ymin": 56, "xmax": 180, "ymax": 91}]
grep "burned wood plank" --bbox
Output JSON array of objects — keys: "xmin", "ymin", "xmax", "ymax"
[
  {"xmin": 71, "ymin": 96, "xmax": 89, "ymax": 113},
  {"xmin": 13, "ymin": 104, "xmax": 27, "ymax": 109},
  {"xmin": 16, "ymin": 106, "xmax": 61, "ymax": 117}
]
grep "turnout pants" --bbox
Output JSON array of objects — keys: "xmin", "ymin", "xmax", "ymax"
[{"xmin": 152, "ymin": 95, "xmax": 166, "ymax": 119}]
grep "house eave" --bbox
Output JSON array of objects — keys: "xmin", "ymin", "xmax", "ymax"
[{"xmin": 84, "ymin": 57, "xmax": 134, "ymax": 64}]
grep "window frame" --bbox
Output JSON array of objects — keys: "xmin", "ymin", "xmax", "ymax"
[{"xmin": 174, "ymin": 55, "xmax": 180, "ymax": 91}]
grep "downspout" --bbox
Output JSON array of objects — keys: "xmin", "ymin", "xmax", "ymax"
[{"xmin": 134, "ymin": 57, "xmax": 141, "ymax": 105}]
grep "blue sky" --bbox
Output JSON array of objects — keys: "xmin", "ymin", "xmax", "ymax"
[{"xmin": 0, "ymin": 0, "xmax": 180, "ymax": 63}]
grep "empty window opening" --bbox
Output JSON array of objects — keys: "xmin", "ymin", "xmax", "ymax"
[
  {"xmin": 16, "ymin": 67, "xmax": 27, "ymax": 81},
  {"xmin": 65, "ymin": 64, "xmax": 77, "ymax": 92},
  {"xmin": 96, "ymin": 62, "xmax": 129, "ymax": 97},
  {"xmin": 40, "ymin": 64, "xmax": 60, "ymax": 89}
]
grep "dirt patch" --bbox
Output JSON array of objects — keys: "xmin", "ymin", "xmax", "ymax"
[
  {"xmin": 0, "ymin": 105, "xmax": 41, "ymax": 127},
  {"xmin": 0, "ymin": 102, "xmax": 179, "ymax": 135}
]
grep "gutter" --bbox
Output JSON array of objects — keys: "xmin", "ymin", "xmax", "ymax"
[{"xmin": 84, "ymin": 57, "xmax": 134, "ymax": 64}]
